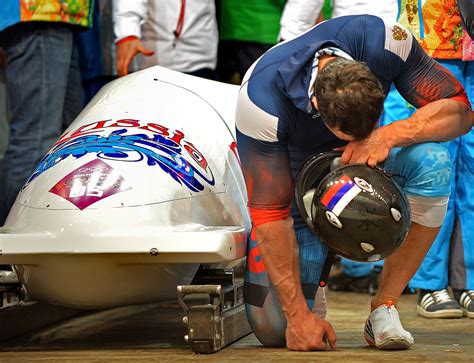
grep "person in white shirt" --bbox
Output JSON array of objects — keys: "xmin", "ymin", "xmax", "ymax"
[
  {"xmin": 279, "ymin": 0, "xmax": 398, "ymax": 41},
  {"xmin": 113, "ymin": 0, "xmax": 218, "ymax": 79}
]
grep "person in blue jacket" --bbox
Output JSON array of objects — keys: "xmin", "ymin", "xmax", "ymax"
[
  {"xmin": 0, "ymin": 1, "xmax": 93, "ymax": 225},
  {"xmin": 236, "ymin": 15, "xmax": 473, "ymax": 351}
]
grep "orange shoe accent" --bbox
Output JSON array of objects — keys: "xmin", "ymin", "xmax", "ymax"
[{"xmin": 371, "ymin": 296, "xmax": 399, "ymax": 311}]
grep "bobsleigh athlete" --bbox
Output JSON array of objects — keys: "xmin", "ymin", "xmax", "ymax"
[{"xmin": 235, "ymin": 15, "xmax": 474, "ymax": 351}]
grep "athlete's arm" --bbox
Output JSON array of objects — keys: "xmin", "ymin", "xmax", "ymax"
[
  {"xmin": 255, "ymin": 217, "xmax": 336, "ymax": 351},
  {"xmin": 341, "ymin": 99, "xmax": 472, "ymax": 166},
  {"xmin": 236, "ymin": 128, "xmax": 336, "ymax": 351},
  {"xmin": 385, "ymin": 98, "xmax": 472, "ymax": 146},
  {"xmin": 387, "ymin": 38, "xmax": 473, "ymax": 145},
  {"xmin": 341, "ymin": 23, "xmax": 473, "ymax": 166}
]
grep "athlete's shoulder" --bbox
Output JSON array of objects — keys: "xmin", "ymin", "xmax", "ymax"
[
  {"xmin": 329, "ymin": 15, "xmax": 403, "ymax": 58},
  {"xmin": 380, "ymin": 21, "xmax": 414, "ymax": 62}
]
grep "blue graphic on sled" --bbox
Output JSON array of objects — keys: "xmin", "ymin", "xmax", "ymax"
[{"xmin": 25, "ymin": 129, "xmax": 215, "ymax": 192}]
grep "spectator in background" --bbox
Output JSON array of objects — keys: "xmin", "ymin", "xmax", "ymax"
[
  {"xmin": 381, "ymin": 0, "xmax": 474, "ymax": 319},
  {"xmin": 76, "ymin": 0, "xmax": 107, "ymax": 106},
  {"xmin": 113, "ymin": 0, "xmax": 218, "ymax": 80},
  {"xmin": 279, "ymin": 0, "xmax": 398, "ymax": 41},
  {"xmin": 0, "ymin": 48, "xmax": 8, "ymax": 162},
  {"xmin": 0, "ymin": 0, "xmax": 93, "ymax": 226},
  {"xmin": 0, "ymin": 48, "xmax": 9, "ymax": 274},
  {"xmin": 216, "ymin": 0, "xmax": 286, "ymax": 84}
]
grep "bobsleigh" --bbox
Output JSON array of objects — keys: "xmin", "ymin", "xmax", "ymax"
[{"xmin": 0, "ymin": 66, "xmax": 251, "ymax": 309}]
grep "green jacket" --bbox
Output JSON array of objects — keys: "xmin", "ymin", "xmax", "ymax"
[{"xmin": 220, "ymin": 0, "xmax": 286, "ymax": 44}]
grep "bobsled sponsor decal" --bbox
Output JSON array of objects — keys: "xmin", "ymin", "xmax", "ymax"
[
  {"xmin": 50, "ymin": 159, "xmax": 131, "ymax": 210},
  {"xmin": 320, "ymin": 175, "xmax": 361, "ymax": 216},
  {"xmin": 25, "ymin": 119, "xmax": 214, "ymax": 193}
]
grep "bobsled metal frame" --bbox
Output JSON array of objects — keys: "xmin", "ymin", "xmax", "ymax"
[
  {"xmin": 0, "ymin": 270, "xmax": 23, "ymax": 308},
  {"xmin": 177, "ymin": 269, "xmax": 251, "ymax": 353}
]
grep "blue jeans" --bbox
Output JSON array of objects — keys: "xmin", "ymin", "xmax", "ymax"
[
  {"xmin": 0, "ymin": 75, "xmax": 8, "ymax": 160},
  {"xmin": 0, "ymin": 22, "xmax": 82, "ymax": 224},
  {"xmin": 76, "ymin": 0, "xmax": 106, "ymax": 106}
]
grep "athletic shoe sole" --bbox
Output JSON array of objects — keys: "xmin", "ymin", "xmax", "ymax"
[
  {"xmin": 462, "ymin": 308, "xmax": 474, "ymax": 318},
  {"xmin": 417, "ymin": 305, "xmax": 463, "ymax": 318},
  {"xmin": 377, "ymin": 337, "xmax": 413, "ymax": 350},
  {"xmin": 364, "ymin": 319, "xmax": 413, "ymax": 350},
  {"xmin": 365, "ymin": 331, "xmax": 413, "ymax": 350}
]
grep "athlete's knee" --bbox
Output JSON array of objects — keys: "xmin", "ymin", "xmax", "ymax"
[
  {"xmin": 244, "ymin": 291, "xmax": 287, "ymax": 347},
  {"xmin": 398, "ymin": 142, "xmax": 451, "ymax": 197},
  {"xmin": 406, "ymin": 194, "xmax": 449, "ymax": 227},
  {"xmin": 244, "ymin": 230, "xmax": 287, "ymax": 346}
]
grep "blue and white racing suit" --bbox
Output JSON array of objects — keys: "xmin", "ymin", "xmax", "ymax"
[{"xmin": 236, "ymin": 15, "xmax": 471, "ymax": 346}]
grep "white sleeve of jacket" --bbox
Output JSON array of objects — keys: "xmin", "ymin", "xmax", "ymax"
[
  {"xmin": 278, "ymin": 0, "xmax": 325, "ymax": 41},
  {"xmin": 113, "ymin": 0, "xmax": 148, "ymax": 42}
]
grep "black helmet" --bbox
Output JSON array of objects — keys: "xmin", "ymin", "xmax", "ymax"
[{"xmin": 295, "ymin": 151, "xmax": 410, "ymax": 262}]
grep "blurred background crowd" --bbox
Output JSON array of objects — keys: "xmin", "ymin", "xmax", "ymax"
[{"xmin": 0, "ymin": 0, "xmax": 473, "ymax": 319}]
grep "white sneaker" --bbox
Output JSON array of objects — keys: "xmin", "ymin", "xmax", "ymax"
[{"xmin": 364, "ymin": 304, "xmax": 414, "ymax": 350}]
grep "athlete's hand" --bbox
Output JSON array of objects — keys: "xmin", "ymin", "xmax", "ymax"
[
  {"xmin": 116, "ymin": 38, "xmax": 154, "ymax": 77},
  {"xmin": 286, "ymin": 310, "xmax": 337, "ymax": 351},
  {"xmin": 338, "ymin": 126, "xmax": 393, "ymax": 167}
]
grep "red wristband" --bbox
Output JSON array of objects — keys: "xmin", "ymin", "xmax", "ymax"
[{"xmin": 115, "ymin": 36, "xmax": 138, "ymax": 45}]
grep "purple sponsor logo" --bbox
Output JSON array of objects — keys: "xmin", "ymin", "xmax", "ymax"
[{"xmin": 49, "ymin": 159, "xmax": 131, "ymax": 210}]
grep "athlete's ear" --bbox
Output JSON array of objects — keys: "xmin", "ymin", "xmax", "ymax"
[{"xmin": 312, "ymin": 95, "xmax": 318, "ymax": 110}]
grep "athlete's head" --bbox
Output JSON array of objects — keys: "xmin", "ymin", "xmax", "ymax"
[{"xmin": 312, "ymin": 58, "xmax": 385, "ymax": 141}]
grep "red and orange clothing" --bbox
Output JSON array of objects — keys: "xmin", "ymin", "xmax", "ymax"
[
  {"xmin": 1, "ymin": 0, "xmax": 93, "ymax": 31},
  {"xmin": 398, "ymin": 0, "xmax": 471, "ymax": 59}
]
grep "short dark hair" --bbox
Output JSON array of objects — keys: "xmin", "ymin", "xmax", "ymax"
[{"xmin": 313, "ymin": 58, "xmax": 385, "ymax": 140}]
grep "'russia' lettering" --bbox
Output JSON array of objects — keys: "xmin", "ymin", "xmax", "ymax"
[{"xmin": 54, "ymin": 118, "xmax": 210, "ymax": 172}]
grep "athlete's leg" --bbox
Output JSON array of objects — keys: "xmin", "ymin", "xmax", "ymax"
[
  {"xmin": 408, "ymin": 139, "xmax": 459, "ymax": 291},
  {"xmin": 409, "ymin": 60, "xmax": 465, "ymax": 292},
  {"xmin": 372, "ymin": 142, "xmax": 452, "ymax": 308},
  {"xmin": 297, "ymin": 225, "xmax": 328, "ymax": 310}
]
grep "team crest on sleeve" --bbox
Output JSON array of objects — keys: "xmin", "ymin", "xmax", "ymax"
[
  {"xmin": 392, "ymin": 25, "xmax": 408, "ymax": 41},
  {"xmin": 384, "ymin": 22, "xmax": 413, "ymax": 62}
]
